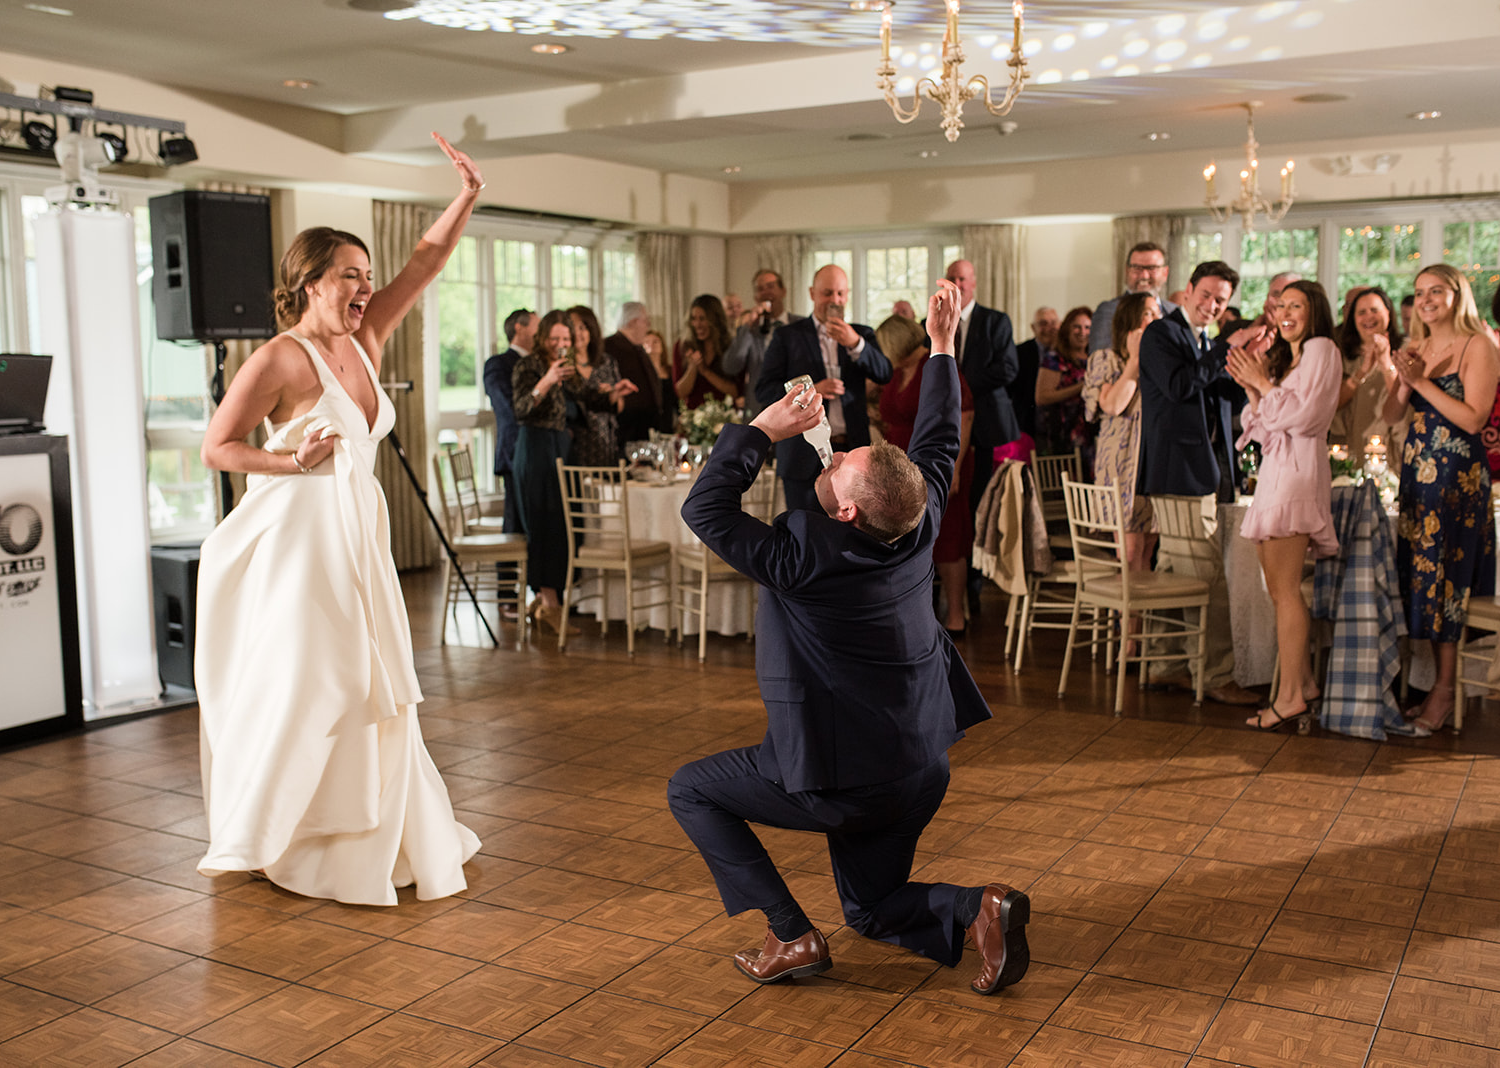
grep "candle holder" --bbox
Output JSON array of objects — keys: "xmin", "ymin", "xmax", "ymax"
[{"xmin": 1204, "ymin": 103, "xmax": 1295, "ymax": 233}]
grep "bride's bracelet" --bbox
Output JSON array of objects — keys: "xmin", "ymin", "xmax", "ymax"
[{"xmin": 292, "ymin": 454, "xmax": 312, "ymax": 474}]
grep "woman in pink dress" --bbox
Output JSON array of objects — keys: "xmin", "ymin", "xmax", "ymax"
[{"xmin": 1227, "ymin": 281, "xmax": 1343, "ymax": 730}]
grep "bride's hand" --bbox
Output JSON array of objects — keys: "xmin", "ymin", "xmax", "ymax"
[
  {"xmin": 432, "ymin": 132, "xmax": 485, "ymax": 194},
  {"xmin": 294, "ymin": 430, "xmax": 339, "ymax": 472}
]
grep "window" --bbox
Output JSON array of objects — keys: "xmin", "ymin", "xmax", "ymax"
[
  {"xmin": 1183, "ymin": 231, "xmax": 1223, "ymax": 275},
  {"xmin": 1237, "ymin": 227, "xmax": 1318, "ymax": 318},
  {"xmin": 1444, "ymin": 220, "xmax": 1500, "ymax": 320},
  {"xmin": 1338, "ymin": 223, "xmax": 1421, "ymax": 308},
  {"xmin": 431, "ymin": 220, "xmax": 636, "ymax": 492},
  {"xmin": 808, "ymin": 232, "xmax": 959, "ymax": 323}
]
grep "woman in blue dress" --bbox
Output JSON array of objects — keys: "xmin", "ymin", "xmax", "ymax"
[{"xmin": 1382, "ymin": 265, "xmax": 1500, "ymax": 735}]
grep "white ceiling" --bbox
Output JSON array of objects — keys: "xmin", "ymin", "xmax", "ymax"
[{"xmin": 5, "ymin": 0, "xmax": 1499, "ymax": 184}]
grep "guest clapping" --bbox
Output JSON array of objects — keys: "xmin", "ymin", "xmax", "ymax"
[
  {"xmin": 1227, "ymin": 281, "xmax": 1342, "ymax": 731},
  {"xmin": 566, "ymin": 304, "xmax": 634, "ymax": 465},
  {"xmin": 1331, "ymin": 286, "xmax": 1402, "ymax": 447},
  {"xmin": 674, "ymin": 294, "xmax": 738, "ymax": 407},
  {"xmin": 1382, "ymin": 265, "xmax": 1500, "ymax": 735}
]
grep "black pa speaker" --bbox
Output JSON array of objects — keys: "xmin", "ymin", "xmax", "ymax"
[
  {"xmin": 149, "ymin": 191, "xmax": 276, "ymax": 341},
  {"xmin": 150, "ymin": 545, "xmax": 200, "ymax": 690}
]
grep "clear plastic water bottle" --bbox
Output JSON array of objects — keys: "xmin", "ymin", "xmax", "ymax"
[{"xmin": 783, "ymin": 374, "xmax": 833, "ymax": 469}]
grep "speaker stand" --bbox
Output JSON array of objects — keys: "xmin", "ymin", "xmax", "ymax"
[
  {"xmin": 384, "ymin": 427, "xmax": 499, "ymax": 647},
  {"xmin": 209, "ymin": 340, "xmax": 235, "ymax": 515}
]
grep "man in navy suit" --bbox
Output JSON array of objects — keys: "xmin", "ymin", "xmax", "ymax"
[
  {"xmin": 754, "ymin": 265, "xmax": 891, "ymax": 511},
  {"xmin": 1138, "ymin": 260, "xmax": 1266, "ymax": 706},
  {"xmin": 482, "ymin": 308, "xmax": 535, "ymax": 533},
  {"xmin": 670, "ymin": 280, "xmax": 1030, "ymax": 995}
]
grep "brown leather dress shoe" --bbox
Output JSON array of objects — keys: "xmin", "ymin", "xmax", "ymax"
[
  {"xmin": 1204, "ymin": 681, "xmax": 1262, "ymax": 707},
  {"xmin": 733, "ymin": 927, "xmax": 832, "ymax": 984},
  {"xmin": 968, "ymin": 884, "xmax": 1031, "ymax": 995}
]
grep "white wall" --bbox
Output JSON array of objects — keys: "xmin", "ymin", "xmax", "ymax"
[{"xmin": 1023, "ymin": 219, "xmax": 1116, "ymax": 324}]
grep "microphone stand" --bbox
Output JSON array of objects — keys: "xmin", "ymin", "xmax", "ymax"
[{"xmin": 381, "ymin": 379, "xmax": 498, "ymax": 647}]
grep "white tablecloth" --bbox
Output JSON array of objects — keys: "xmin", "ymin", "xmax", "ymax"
[{"xmin": 579, "ymin": 474, "xmax": 760, "ymax": 637}]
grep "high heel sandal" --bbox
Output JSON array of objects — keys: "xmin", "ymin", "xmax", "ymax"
[
  {"xmin": 533, "ymin": 602, "xmax": 580, "ymax": 636},
  {"xmin": 1410, "ymin": 702, "xmax": 1453, "ymax": 738},
  {"xmin": 1246, "ymin": 702, "xmax": 1310, "ymax": 732}
]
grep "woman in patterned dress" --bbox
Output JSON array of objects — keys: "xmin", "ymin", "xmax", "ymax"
[
  {"xmin": 1084, "ymin": 292, "xmax": 1160, "ymax": 574},
  {"xmin": 566, "ymin": 304, "xmax": 627, "ymax": 465},
  {"xmin": 1382, "ymin": 265, "xmax": 1500, "ymax": 735},
  {"xmin": 1035, "ymin": 305, "xmax": 1095, "ymax": 475}
]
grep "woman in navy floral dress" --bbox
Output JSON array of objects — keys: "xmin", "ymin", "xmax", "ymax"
[{"xmin": 1383, "ymin": 265, "xmax": 1500, "ymax": 735}]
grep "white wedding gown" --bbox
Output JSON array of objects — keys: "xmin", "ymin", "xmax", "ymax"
[{"xmin": 195, "ymin": 331, "xmax": 479, "ymax": 905}]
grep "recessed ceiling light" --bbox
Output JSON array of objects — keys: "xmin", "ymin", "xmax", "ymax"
[
  {"xmin": 281, "ymin": 79, "xmax": 318, "ymax": 90},
  {"xmin": 1410, "ymin": 110, "xmax": 1442, "ymax": 121},
  {"xmin": 919, "ymin": 149, "xmax": 939, "ymax": 159},
  {"xmin": 1143, "ymin": 131, "xmax": 1171, "ymax": 142},
  {"xmin": 722, "ymin": 166, "xmax": 741, "ymax": 174},
  {"xmin": 531, "ymin": 42, "xmax": 569, "ymax": 55},
  {"xmin": 1293, "ymin": 92, "xmax": 1350, "ymax": 104},
  {"xmin": 23, "ymin": 3, "xmax": 73, "ymax": 14},
  {"xmin": 848, "ymin": 0, "xmax": 890, "ymax": 9}
]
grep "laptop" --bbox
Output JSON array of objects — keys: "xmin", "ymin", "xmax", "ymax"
[{"xmin": 0, "ymin": 355, "xmax": 53, "ymax": 434}]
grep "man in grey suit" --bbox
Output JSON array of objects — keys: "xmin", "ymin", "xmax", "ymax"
[
  {"xmin": 1090, "ymin": 241, "xmax": 1179, "ymax": 356},
  {"xmin": 721, "ymin": 269, "xmax": 801, "ymax": 419}
]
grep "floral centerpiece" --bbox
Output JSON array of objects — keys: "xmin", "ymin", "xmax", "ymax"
[{"xmin": 681, "ymin": 397, "xmax": 743, "ymax": 448}]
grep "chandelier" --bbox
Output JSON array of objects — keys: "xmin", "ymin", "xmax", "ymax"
[
  {"xmin": 869, "ymin": 0, "xmax": 1030, "ymax": 143},
  {"xmin": 1203, "ymin": 103, "xmax": 1295, "ymax": 232}
]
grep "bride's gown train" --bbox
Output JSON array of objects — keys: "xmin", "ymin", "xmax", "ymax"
[{"xmin": 196, "ymin": 331, "xmax": 479, "ymax": 905}]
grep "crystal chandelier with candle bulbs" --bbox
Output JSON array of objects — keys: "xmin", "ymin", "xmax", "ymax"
[
  {"xmin": 1203, "ymin": 103, "xmax": 1296, "ymax": 232},
  {"xmin": 868, "ymin": 0, "xmax": 1029, "ymax": 143}
]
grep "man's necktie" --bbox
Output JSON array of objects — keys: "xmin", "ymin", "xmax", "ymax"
[{"xmin": 954, "ymin": 322, "xmax": 964, "ymax": 366}]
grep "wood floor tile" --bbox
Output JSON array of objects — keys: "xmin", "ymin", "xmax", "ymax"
[
  {"xmin": 1215, "ymin": 797, "xmax": 1339, "ymax": 840},
  {"xmin": 984, "ymin": 799, "xmax": 1108, "ymax": 839},
  {"xmin": 1082, "ymin": 811, "xmax": 1208, "ymax": 855},
  {"xmin": 300, "ymin": 1011, "xmax": 505, "ymax": 1067},
  {"xmin": 1049, "ymin": 973, "xmax": 1221, "ymax": 1052},
  {"xmin": 1282, "ymin": 873, "xmax": 1424, "ymax": 929},
  {"xmin": 550, "ymin": 836, "xmax": 686, "ymax": 883},
  {"xmin": 1301, "ymin": 839, "xmax": 1439, "ymax": 889},
  {"xmin": 1028, "ymin": 912, "xmax": 1124, "ymax": 972},
  {"xmin": 1234, "ymin": 775, "xmax": 1354, "ymax": 812},
  {"xmin": 1158, "ymin": 856, "xmax": 1300, "ymax": 909},
  {"xmin": 1190, "ymin": 825, "xmax": 1318, "ymax": 868},
  {"xmin": 93, "ymin": 958, "xmax": 286, "ymax": 1033},
  {"xmin": 301, "ymin": 892, "xmax": 463, "ymax": 939},
  {"xmin": 1366, "ymin": 1029, "xmax": 1500, "ymax": 1068},
  {"xmin": 1415, "ymin": 889, "xmax": 1500, "ymax": 942},
  {"xmin": 1229, "ymin": 950, "xmax": 1393, "ymax": 1024},
  {"xmin": 0, "ymin": 979, "xmax": 76, "ymax": 1043},
  {"xmin": 1257, "ymin": 910, "xmax": 1411, "ymax": 972},
  {"xmin": 301, "ymin": 939, "xmax": 483, "ymax": 1009},
  {"xmin": 654, "ymin": 1018, "xmax": 842, "ymax": 1068},
  {"xmin": 1382, "ymin": 974, "xmax": 1500, "ymax": 1047},
  {"xmin": 852, "ymin": 996, "xmax": 1035, "ymax": 1066},
  {"xmin": 913, "ymin": 958, "xmax": 1084, "ymax": 1018},
  {"xmin": 122, "ymin": 896, "xmax": 290, "ymax": 955},
  {"xmin": 1442, "ymin": 824, "xmax": 1500, "ymax": 864},
  {"xmin": 721, "ymin": 974, "xmax": 902, "ymax": 1047},
  {"xmin": 0, "ymin": 1005, "xmax": 174, "ymax": 1065},
  {"xmin": 404, "ymin": 964, "xmax": 591, "ymax": 1040},
  {"xmin": 1198, "ymin": 999, "xmax": 1374, "ymax": 1067},
  {"xmin": 497, "ymin": 920, "xmax": 664, "ymax": 986},
  {"xmin": 1021, "ymin": 872, "xmax": 1155, "ymax": 928},
  {"xmin": 821, "ymin": 927, "xmax": 942, "ymax": 995},
  {"xmin": 41, "ymin": 876, "xmax": 204, "ymax": 932},
  {"xmin": 188, "ymin": 985, "xmax": 388, "ymax": 1067},
  {"xmin": 1111, "ymin": 783, "xmax": 1234, "ymax": 825},
  {"xmin": 396, "ymin": 900, "xmax": 560, "ymax": 962},
  {"xmin": 944, "ymin": 824, "xmax": 1078, "ymax": 871},
  {"xmin": 514, "ymin": 989, "xmax": 705, "ymax": 1068},
  {"xmin": 0, "ymin": 856, "xmax": 129, "ymax": 909},
  {"xmin": 1429, "ymin": 853, "xmax": 1500, "ymax": 902},
  {"xmin": 1010, "ymin": 1025, "xmax": 1196, "ymax": 1067},
  {"xmin": 6, "ymin": 932, "xmax": 191, "ymax": 1004},
  {"xmin": 1093, "ymin": 929, "xmax": 1253, "ymax": 997},
  {"xmin": 120, "ymin": 1037, "xmax": 274, "ymax": 1066},
  {"xmin": 1048, "ymin": 842, "xmax": 1183, "ymax": 889},
  {"xmin": 1128, "ymin": 889, "xmax": 1276, "ymax": 949},
  {"xmin": 1341, "ymin": 786, "xmax": 1457, "ymax": 826},
  {"xmin": 1324, "ymin": 812, "xmax": 1444, "ymax": 852},
  {"xmin": 207, "ymin": 916, "xmax": 382, "ymax": 981},
  {"xmin": 602, "ymin": 944, "xmax": 752, "ymax": 1017},
  {"xmin": 68, "ymin": 829, "xmax": 206, "ymax": 876},
  {"xmin": 572, "ymin": 885, "xmax": 724, "ymax": 941},
  {"xmin": 480, "ymin": 865, "xmax": 632, "ymax": 920},
  {"xmin": 0, "ymin": 910, "xmax": 105, "ymax": 972},
  {"xmin": 1401, "ymin": 928, "xmax": 1500, "ymax": 991}
]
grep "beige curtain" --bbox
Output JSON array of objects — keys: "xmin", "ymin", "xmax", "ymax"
[
  {"xmin": 961, "ymin": 223, "xmax": 1026, "ymax": 319},
  {"xmin": 638, "ymin": 231, "xmax": 689, "ymax": 347},
  {"xmin": 1112, "ymin": 214, "xmax": 1189, "ymax": 295},
  {"xmin": 372, "ymin": 200, "xmax": 438, "ymax": 570},
  {"xmin": 198, "ymin": 180, "xmax": 272, "ymax": 513},
  {"xmin": 750, "ymin": 233, "xmax": 814, "ymax": 309}
]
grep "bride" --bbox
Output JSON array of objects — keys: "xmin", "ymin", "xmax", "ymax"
[{"xmin": 195, "ymin": 133, "xmax": 482, "ymax": 905}]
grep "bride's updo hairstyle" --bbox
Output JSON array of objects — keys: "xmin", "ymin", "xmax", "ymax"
[{"xmin": 274, "ymin": 227, "xmax": 370, "ymax": 329}]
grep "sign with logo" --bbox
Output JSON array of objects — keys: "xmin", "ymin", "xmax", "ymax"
[{"xmin": 0, "ymin": 451, "xmax": 69, "ymax": 730}]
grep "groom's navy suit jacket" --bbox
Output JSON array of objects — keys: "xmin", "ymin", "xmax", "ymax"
[
  {"xmin": 753, "ymin": 316, "xmax": 891, "ymax": 486},
  {"xmin": 1137, "ymin": 307, "xmax": 1242, "ymax": 500},
  {"xmin": 685, "ymin": 354, "xmax": 990, "ymax": 794}
]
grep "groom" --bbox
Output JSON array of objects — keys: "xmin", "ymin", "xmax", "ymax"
[{"xmin": 668, "ymin": 279, "xmax": 1030, "ymax": 994}]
